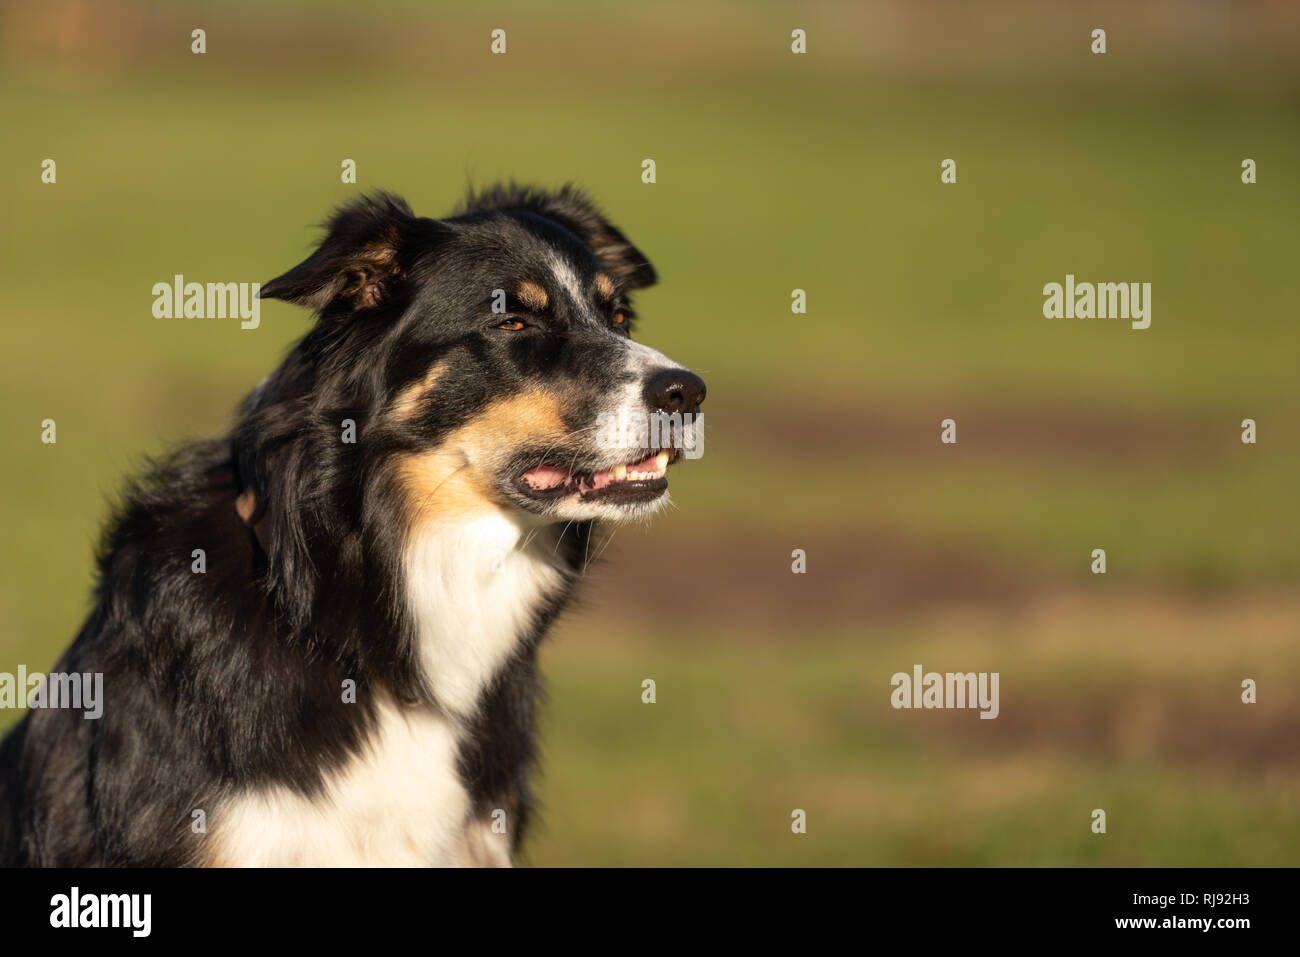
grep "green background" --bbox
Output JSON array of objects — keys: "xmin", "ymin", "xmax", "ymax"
[{"xmin": 1, "ymin": 0, "xmax": 1296, "ymax": 864}]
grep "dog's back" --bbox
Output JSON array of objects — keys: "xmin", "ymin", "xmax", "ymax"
[
  {"xmin": 0, "ymin": 440, "xmax": 257, "ymax": 867},
  {"xmin": 0, "ymin": 704, "xmax": 101, "ymax": 866}
]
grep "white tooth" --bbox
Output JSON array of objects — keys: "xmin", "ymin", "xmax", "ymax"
[
  {"xmin": 612, "ymin": 464, "xmax": 627, "ymax": 481},
  {"xmin": 655, "ymin": 451, "xmax": 669, "ymax": 470}
]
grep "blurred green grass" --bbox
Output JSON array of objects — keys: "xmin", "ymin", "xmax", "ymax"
[
  {"xmin": 530, "ymin": 596, "xmax": 1300, "ymax": 866},
  {"xmin": 0, "ymin": 0, "xmax": 1296, "ymax": 865}
]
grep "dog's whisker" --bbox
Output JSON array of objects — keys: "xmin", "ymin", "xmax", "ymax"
[
  {"xmin": 553, "ymin": 519, "xmax": 578, "ymax": 559},
  {"xmin": 587, "ymin": 525, "xmax": 619, "ymax": 570}
]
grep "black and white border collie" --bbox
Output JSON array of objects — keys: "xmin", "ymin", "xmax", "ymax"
[{"xmin": 0, "ymin": 185, "xmax": 706, "ymax": 866}]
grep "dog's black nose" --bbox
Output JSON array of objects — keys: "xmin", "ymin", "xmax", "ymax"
[{"xmin": 643, "ymin": 368, "xmax": 707, "ymax": 415}]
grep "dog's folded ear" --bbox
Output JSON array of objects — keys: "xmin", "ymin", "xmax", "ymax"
[
  {"xmin": 261, "ymin": 193, "xmax": 418, "ymax": 311},
  {"xmin": 462, "ymin": 183, "xmax": 658, "ymax": 291}
]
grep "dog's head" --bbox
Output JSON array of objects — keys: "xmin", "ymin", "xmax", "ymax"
[{"xmin": 239, "ymin": 186, "xmax": 704, "ymax": 602}]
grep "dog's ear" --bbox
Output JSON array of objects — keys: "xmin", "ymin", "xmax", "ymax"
[
  {"xmin": 261, "ymin": 193, "xmax": 417, "ymax": 311},
  {"xmin": 463, "ymin": 183, "xmax": 657, "ymax": 290},
  {"xmin": 537, "ymin": 187, "xmax": 657, "ymax": 290}
]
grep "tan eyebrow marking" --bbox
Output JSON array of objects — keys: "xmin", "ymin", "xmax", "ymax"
[
  {"xmin": 516, "ymin": 281, "xmax": 548, "ymax": 310},
  {"xmin": 594, "ymin": 273, "xmax": 615, "ymax": 300},
  {"xmin": 389, "ymin": 361, "xmax": 445, "ymax": 421}
]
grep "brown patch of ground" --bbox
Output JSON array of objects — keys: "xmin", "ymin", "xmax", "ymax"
[
  {"xmin": 580, "ymin": 524, "xmax": 1041, "ymax": 630},
  {"xmin": 716, "ymin": 392, "xmax": 1275, "ymax": 466},
  {"xmin": 900, "ymin": 694, "xmax": 1300, "ymax": 769}
]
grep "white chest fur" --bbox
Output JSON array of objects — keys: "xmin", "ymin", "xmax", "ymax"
[
  {"xmin": 208, "ymin": 698, "xmax": 468, "ymax": 866},
  {"xmin": 208, "ymin": 515, "xmax": 567, "ymax": 867},
  {"xmin": 403, "ymin": 512, "xmax": 568, "ymax": 719}
]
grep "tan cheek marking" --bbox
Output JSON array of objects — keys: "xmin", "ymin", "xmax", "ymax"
[
  {"xmin": 394, "ymin": 389, "xmax": 570, "ymax": 526},
  {"xmin": 515, "ymin": 281, "xmax": 548, "ymax": 310},
  {"xmin": 594, "ymin": 273, "xmax": 615, "ymax": 300},
  {"xmin": 389, "ymin": 361, "xmax": 445, "ymax": 421},
  {"xmin": 453, "ymin": 390, "xmax": 569, "ymax": 458},
  {"xmin": 395, "ymin": 450, "xmax": 500, "ymax": 526}
]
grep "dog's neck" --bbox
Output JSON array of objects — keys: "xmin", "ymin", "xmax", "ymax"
[{"xmin": 402, "ymin": 512, "xmax": 573, "ymax": 719}]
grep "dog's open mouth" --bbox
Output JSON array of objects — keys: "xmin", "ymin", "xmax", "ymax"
[{"xmin": 517, "ymin": 450, "xmax": 677, "ymax": 504}]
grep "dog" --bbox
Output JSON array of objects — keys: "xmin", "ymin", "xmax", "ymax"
[{"xmin": 0, "ymin": 184, "xmax": 706, "ymax": 866}]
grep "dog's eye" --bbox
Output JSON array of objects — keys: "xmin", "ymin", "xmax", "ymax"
[
  {"xmin": 495, "ymin": 319, "xmax": 527, "ymax": 331},
  {"xmin": 612, "ymin": 312, "xmax": 627, "ymax": 326}
]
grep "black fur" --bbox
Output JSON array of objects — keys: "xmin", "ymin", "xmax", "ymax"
[{"xmin": 0, "ymin": 184, "xmax": 667, "ymax": 866}]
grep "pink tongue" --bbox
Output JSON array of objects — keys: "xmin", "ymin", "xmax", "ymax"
[
  {"xmin": 628, "ymin": 453, "xmax": 658, "ymax": 471},
  {"xmin": 522, "ymin": 465, "xmax": 571, "ymax": 490}
]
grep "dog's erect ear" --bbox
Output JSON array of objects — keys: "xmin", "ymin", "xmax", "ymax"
[
  {"xmin": 461, "ymin": 183, "xmax": 657, "ymax": 291},
  {"xmin": 262, "ymin": 193, "xmax": 417, "ymax": 311}
]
